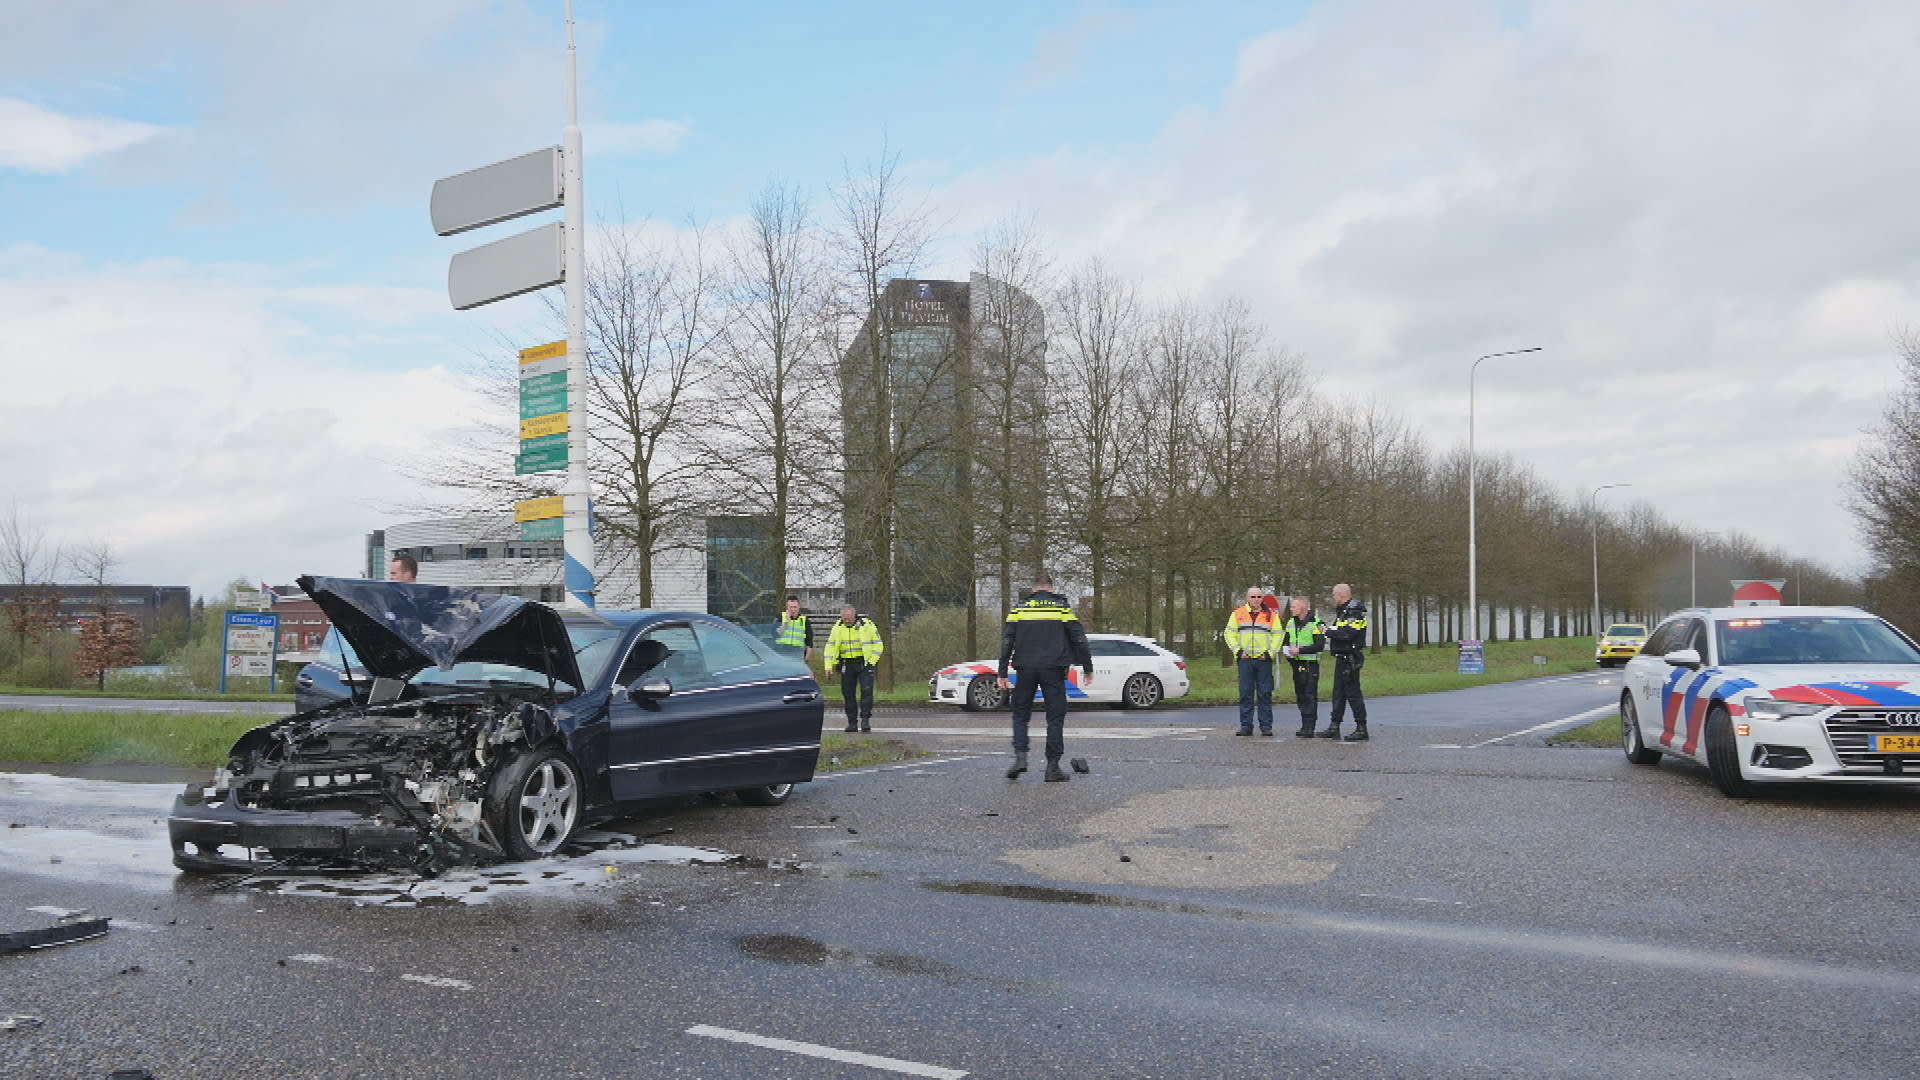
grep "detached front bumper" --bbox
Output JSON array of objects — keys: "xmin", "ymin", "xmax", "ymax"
[{"xmin": 167, "ymin": 795, "xmax": 420, "ymax": 873}]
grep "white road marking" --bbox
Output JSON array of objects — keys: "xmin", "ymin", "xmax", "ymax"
[
  {"xmin": 816, "ymin": 755, "xmax": 982, "ymax": 779},
  {"xmin": 287, "ymin": 953, "xmax": 377, "ymax": 973},
  {"xmin": 687, "ymin": 1024, "xmax": 967, "ymax": 1079},
  {"xmin": 1468, "ymin": 704, "xmax": 1616, "ymax": 748},
  {"xmin": 866, "ymin": 726, "xmax": 1207, "ymax": 740},
  {"xmin": 400, "ymin": 973, "xmax": 473, "ymax": 991}
]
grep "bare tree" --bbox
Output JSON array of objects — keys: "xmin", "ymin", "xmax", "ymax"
[
  {"xmin": 0, "ymin": 506, "xmax": 61, "ymax": 683},
  {"xmin": 827, "ymin": 150, "xmax": 938, "ymax": 690},
  {"xmin": 1851, "ymin": 332, "xmax": 1920, "ymax": 631}
]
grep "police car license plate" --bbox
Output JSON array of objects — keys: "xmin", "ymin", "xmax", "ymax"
[{"xmin": 1873, "ymin": 734, "xmax": 1920, "ymax": 754}]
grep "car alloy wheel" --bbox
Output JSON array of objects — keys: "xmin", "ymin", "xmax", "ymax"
[
  {"xmin": 1122, "ymin": 673, "xmax": 1163, "ymax": 709},
  {"xmin": 488, "ymin": 747, "xmax": 582, "ymax": 860},
  {"xmin": 1621, "ymin": 692, "xmax": 1660, "ymax": 765},
  {"xmin": 966, "ymin": 675, "xmax": 1006, "ymax": 711},
  {"xmin": 739, "ymin": 782, "xmax": 794, "ymax": 806},
  {"xmin": 1704, "ymin": 704, "xmax": 1758, "ymax": 799}
]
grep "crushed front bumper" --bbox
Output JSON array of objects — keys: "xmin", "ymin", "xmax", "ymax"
[{"xmin": 167, "ymin": 796, "xmax": 421, "ymax": 873}]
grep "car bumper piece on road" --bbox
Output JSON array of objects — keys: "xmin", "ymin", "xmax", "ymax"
[{"xmin": 167, "ymin": 797, "xmax": 420, "ymax": 873}]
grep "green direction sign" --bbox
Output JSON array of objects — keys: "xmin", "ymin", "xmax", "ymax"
[
  {"xmin": 520, "ymin": 370, "xmax": 566, "ymax": 393},
  {"xmin": 516, "ymin": 433, "xmax": 568, "ymax": 474},
  {"xmin": 520, "ymin": 389, "xmax": 568, "ymax": 419},
  {"xmin": 520, "ymin": 517, "xmax": 563, "ymax": 541}
]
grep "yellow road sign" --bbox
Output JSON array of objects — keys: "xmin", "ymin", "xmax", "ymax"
[
  {"xmin": 520, "ymin": 411, "xmax": 568, "ymax": 439},
  {"xmin": 519, "ymin": 340, "xmax": 567, "ymax": 364},
  {"xmin": 515, "ymin": 495, "xmax": 564, "ymax": 522}
]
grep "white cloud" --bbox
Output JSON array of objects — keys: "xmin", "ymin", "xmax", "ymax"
[
  {"xmin": 0, "ymin": 246, "xmax": 498, "ymax": 596},
  {"xmin": 927, "ymin": 0, "xmax": 1920, "ymax": 574},
  {"xmin": 0, "ymin": 97, "xmax": 164, "ymax": 173}
]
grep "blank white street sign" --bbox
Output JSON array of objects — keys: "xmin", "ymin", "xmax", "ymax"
[
  {"xmin": 431, "ymin": 146, "xmax": 563, "ymax": 236},
  {"xmin": 448, "ymin": 222, "xmax": 565, "ymax": 310}
]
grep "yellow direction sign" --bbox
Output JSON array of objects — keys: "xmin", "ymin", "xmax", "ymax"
[
  {"xmin": 519, "ymin": 340, "xmax": 566, "ymax": 364},
  {"xmin": 520, "ymin": 412, "xmax": 568, "ymax": 440},
  {"xmin": 515, "ymin": 495, "xmax": 564, "ymax": 523}
]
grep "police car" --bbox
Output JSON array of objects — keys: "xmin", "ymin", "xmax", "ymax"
[
  {"xmin": 928, "ymin": 633, "xmax": 1191, "ymax": 711},
  {"xmin": 1618, "ymin": 606, "xmax": 1920, "ymax": 797}
]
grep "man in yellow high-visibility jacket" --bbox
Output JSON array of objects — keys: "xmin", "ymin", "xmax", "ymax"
[
  {"xmin": 825, "ymin": 605, "xmax": 884, "ymax": 733},
  {"xmin": 1225, "ymin": 586, "xmax": 1281, "ymax": 735}
]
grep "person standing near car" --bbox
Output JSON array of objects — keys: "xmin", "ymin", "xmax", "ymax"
[
  {"xmin": 774, "ymin": 594, "xmax": 815, "ymax": 664},
  {"xmin": 1280, "ymin": 594, "xmax": 1326, "ymax": 738},
  {"xmin": 825, "ymin": 605, "xmax": 884, "ymax": 733},
  {"xmin": 1321, "ymin": 582, "xmax": 1370, "ymax": 741},
  {"xmin": 1225, "ymin": 585, "xmax": 1281, "ymax": 735},
  {"xmin": 998, "ymin": 572, "xmax": 1094, "ymax": 782}
]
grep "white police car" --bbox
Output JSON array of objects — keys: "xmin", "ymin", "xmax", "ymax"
[
  {"xmin": 1619, "ymin": 606, "xmax": 1920, "ymax": 797},
  {"xmin": 928, "ymin": 633, "xmax": 1191, "ymax": 711}
]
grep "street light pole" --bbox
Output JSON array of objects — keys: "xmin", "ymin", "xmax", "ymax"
[
  {"xmin": 1590, "ymin": 483, "xmax": 1630, "ymax": 639},
  {"xmin": 1467, "ymin": 347, "xmax": 1542, "ymax": 641}
]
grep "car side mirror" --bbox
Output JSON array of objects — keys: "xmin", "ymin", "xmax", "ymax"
[
  {"xmin": 627, "ymin": 678, "xmax": 673, "ymax": 703},
  {"xmin": 1663, "ymin": 648, "xmax": 1702, "ymax": 669}
]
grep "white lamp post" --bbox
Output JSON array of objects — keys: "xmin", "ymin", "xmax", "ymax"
[
  {"xmin": 1467, "ymin": 347, "xmax": 1542, "ymax": 641},
  {"xmin": 1590, "ymin": 483, "xmax": 1630, "ymax": 640}
]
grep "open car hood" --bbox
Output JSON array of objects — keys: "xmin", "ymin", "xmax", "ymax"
[{"xmin": 297, "ymin": 575, "xmax": 584, "ymax": 688}]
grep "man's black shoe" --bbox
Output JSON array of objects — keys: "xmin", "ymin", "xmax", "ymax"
[
  {"xmin": 1235, "ymin": 727, "xmax": 1254, "ymax": 736},
  {"xmin": 843, "ymin": 725, "xmax": 859, "ymax": 733},
  {"xmin": 1342, "ymin": 728, "xmax": 1370, "ymax": 742},
  {"xmin": 1259, "ymin": 729, "xmax": 1274, "ymax": 736},
  {"xmin": 1315, "ymin": 727, "xmax": 1340, "ymax": 739},
  {"xmin": 860, "ymin": 723, "xmax": 871, "ymax": 732},
  {"xmin": 1295, "ymin": 728, "xmax": 1315, "ymax": 738},
  {"xmin": 1006, "ymin": 751, "xmax": 1028, "ymax": 779},
  {"xmin": 1044, "ymin": 758, "xmax": 1070, "ymax": 782}
]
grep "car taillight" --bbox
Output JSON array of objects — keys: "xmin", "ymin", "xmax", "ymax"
[{"xmin": 1175, "ymin": 660, "xmax": 1187, "ymax": 670}]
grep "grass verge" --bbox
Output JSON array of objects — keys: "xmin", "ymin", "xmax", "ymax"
[
  {"xmin": 1550, "ymin": 714, "xmax": 1622, "ymax": 747},
  {"xmin": 0, "ymin": 709, "xmax": 922, "ymax": 774},
  {"xmin": 0, "ymin": 683, "xmax": 292, "ymax": 703}
]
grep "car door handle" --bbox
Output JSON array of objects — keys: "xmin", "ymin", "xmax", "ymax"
[{"xmin": 783, "ymin": 691, "xmax": 819, "ymax": 704}]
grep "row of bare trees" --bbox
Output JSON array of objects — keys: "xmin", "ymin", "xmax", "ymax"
[
  {"xmin": 414, "ymin": 158, "xmax": 1859, "ymax": 689},
  {"xmin": 1850, "ymin": 332, "xmax": 1920, "ymax": 632},
  {"xmin": 0, "ymin": 507, "xmax": 145, "ymax": 686}
]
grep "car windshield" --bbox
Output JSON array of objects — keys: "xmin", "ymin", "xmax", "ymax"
[
  {"xmin": 1606, "ymin": 624, "xmax": 1646, "ymax": 637},
  {"xmin": 406, "ymin": 621, "xmax": 627, "ymax": 694},
  {"xmin": 1715, "ymin": 616, "xmax": 1920, "ymax": 666}
]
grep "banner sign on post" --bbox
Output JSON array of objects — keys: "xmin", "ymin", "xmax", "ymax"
[
  {"xmin": 221, "ymin": 611, "xmax": 281, "ymax": 694},
  {"xmin": 1457, "ymin": 639, "xmax": 1486, "ymax": 675}
]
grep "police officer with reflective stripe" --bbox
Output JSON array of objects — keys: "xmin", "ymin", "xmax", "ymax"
[
  {"xmin": 773, "ymin": 595, "xmax": 814, "ymax": 663},
  {"xmin": 1225, "ymin": 586, "xmax": 1281, "ymax": 735},
  {"xmin": 998, "ymin": 572, "xmax": 1094, "ymax": 782},
  {"xmin": 825, "ymin": 606, "xmax": 884, "ymax": 732},
  {"xmin": 1322, "ymin": 582, "xmax": 1370, "ymax": 741},
  {"xmin": 1279, "ymin": 595, "xmax": 1326, "ymax": 738}
]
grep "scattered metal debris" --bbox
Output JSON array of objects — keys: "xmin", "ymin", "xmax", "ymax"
[{"xmin": 0, "ymin": 916, "xmax": 111, "ymax": 955}]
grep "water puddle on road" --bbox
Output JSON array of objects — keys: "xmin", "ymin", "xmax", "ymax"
[{"xmin": 734, "ymin": 932, "xmax": 959, "ymax": 979}]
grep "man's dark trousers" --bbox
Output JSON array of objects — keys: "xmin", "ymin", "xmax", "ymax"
[
  {"xmin": 1237, "ymin": 657, "xmax": 1275, "ymax": 733},
  {"xmin": 1288, "ymin": 658, "xmax": 1319, "ymax": 731},
  {"xmin": 1010, "ymin": 666, "xmax": 1069, "ymax": 759},
  {"xmin": 1330, "ymin": 653, "xmax": 1366, "ymax": 726},
  {"xmin": 840, "ymin": 660, "xmax": 875, "ymax": 729}
]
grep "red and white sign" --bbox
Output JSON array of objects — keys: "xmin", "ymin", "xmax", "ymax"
[{"xmin": 1730, "ymin": 579, "xmax": 1785, "ymax": 606}]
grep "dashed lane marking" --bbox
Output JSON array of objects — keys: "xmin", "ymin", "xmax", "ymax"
[
  {"xmin": 1467, "ymin": 704, "xmax": 1616, "ymax": 748},
  {"xmin": 687, "ymin": 1024, "xmax": 967, "ymax": 1079}
]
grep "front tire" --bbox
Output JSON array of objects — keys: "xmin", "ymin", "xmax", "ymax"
[
  {"xmin": 486, "ymin": 746, "xmax": 582, "ymax": 860},
  {"xmin": 964, "ymin": 675, "xmax": 1006, "ymax": 711},
  {"xmin": 1121, "ymin": 673, "xmax": 1163, "ymax": 709},
  {"xmin": 738, "ymin": 783, "xmax": 794, "ymax": 807},
  {"xmin": 1704, "ymin": 704, "xmax": 1758, "ymax": 798}
]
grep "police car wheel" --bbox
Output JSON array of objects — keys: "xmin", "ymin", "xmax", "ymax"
[
  {"xmin": 1121, "ymin": 673, "xmax": 1162, "ymax": 709},
  {"xmin": 1704, "ymin": 704, "xmax": 1758, "ymax": 798},
  {"xmin": 1621, "ymin": 692, "xmax": 1660, "ymax": 765},
  {"xmin": 965, "ymin": 675, "xmax": 1005, "ymax": 711}
]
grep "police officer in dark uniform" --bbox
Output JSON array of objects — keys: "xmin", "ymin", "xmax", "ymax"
[
  {"xmin": 1320, "ymin": 582, "xmax": 1370, "ymax": 741},
  {"xmin": 998, "ymin": 571, "xmax": 1094, "ymax": 782}
]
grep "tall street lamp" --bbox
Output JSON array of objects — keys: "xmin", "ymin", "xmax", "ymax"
[
  {"xmin": 1590, "ymin": 483, "xmax": 1631, "ymax": 639},
  {"xmin": 1467, "ymin": 346, "xmax": 1542, "ymax": 641}
]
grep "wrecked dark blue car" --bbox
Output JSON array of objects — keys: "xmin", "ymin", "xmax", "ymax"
[{"xmin": 168, "ymin": 576, "xmax": 823, "ymax": 873}]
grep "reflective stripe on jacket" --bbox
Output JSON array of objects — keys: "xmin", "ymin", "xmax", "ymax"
[
  {"xmin": 825, "ymin": 618, "xmax": 884, "ymax": 666},
  {"xmin": 1328, "ymin": 600, "xmax": 1369, "ymax": 656},
  {"xmin": 998, "ymin": 590, "xmax": 1093, "ymax": 676},
  {"xmin": 1224, "ymin": 604, "xmax": 1280, "ymax": 659}
]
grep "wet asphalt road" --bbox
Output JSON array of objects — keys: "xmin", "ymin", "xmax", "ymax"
[{"xmin": 6, "ymin": 671, "xmax": 1920, "ymax": 1079}]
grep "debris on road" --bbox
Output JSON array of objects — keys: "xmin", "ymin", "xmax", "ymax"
[
  {"xmin": 0, "ymin": 916, "xmax": 111, "ymax": 954},
  {"xmin": 2, "ymin": 1014, "xmax": 45, "ymax": 1031}
]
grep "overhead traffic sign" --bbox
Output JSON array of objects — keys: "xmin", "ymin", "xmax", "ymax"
[
  {"xmin": 448, "ymin": 222, "xmax": 565, "ymax": 311},
  {"xmin": 431, "ymin": 147, "xmax": 564, "ymax": 237}
]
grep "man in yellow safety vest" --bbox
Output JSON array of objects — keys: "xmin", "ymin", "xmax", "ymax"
[
  {"xmin": 773, "ymin": 595, "xmax": 814, "ymax": 663},
  {"xmin": 825, "ymin": 605, "xmax": 884, "ymax": 733},
  {"xmin": 1225, "ymin": 586, "xmax": 1281, "ymax": 735}
]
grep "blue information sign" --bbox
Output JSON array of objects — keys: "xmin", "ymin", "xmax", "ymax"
[{"xmin": 1457, "ymin": 639, "xmax": 1486, "ymax": 675}]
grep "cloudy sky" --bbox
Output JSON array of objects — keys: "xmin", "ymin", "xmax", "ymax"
[{"xmin": 2, "ymin": 0, "xmax": 1916, "ymax": 598}]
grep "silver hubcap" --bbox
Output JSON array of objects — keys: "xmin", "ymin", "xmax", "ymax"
[
  {"xmin": 765, "ymin": 784, "xmax": 792, "ymax": 799},
  {"xmin": 1622, "ymin": 699, "xmax": 1639, "ymax": 752},
  {"xmin": 517, "ymin": 759, "xmax": 579, "ymax": 854},
  {"xmin": 1127, "ymin": 676, "xmax": 1157, "ymax": 707}
]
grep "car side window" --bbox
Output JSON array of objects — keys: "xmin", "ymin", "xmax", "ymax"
[
  {"xmin": 1682, "ymin": 620, "xmax": 1710, "ymax": 661},
  {"xmin": 1640, "ymin": 622, "xmax": 1679, "ymax": 657},
  {"xmin": 1087, "ymin": 639, "xmax": 1120, "ymax": 657},
  {"xmin": 694, "ymin": 621, "xmax": 766, "ymax": 683},
  {"xmin": 1113, "ymin": 641, "xmax": 1158, "ymax": 656},
  {"xmin": 619, "ymin": 624, "xmax": 714, "ymax": 691}
]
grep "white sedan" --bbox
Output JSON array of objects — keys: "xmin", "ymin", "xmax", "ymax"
[
  {"xmin": 928, "ymin": 633, "xmax": 1191, "ymax": 711},
  {"xmin": 1619, "ymin": 605, "xmax": 1920, "ymax": 797}
]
